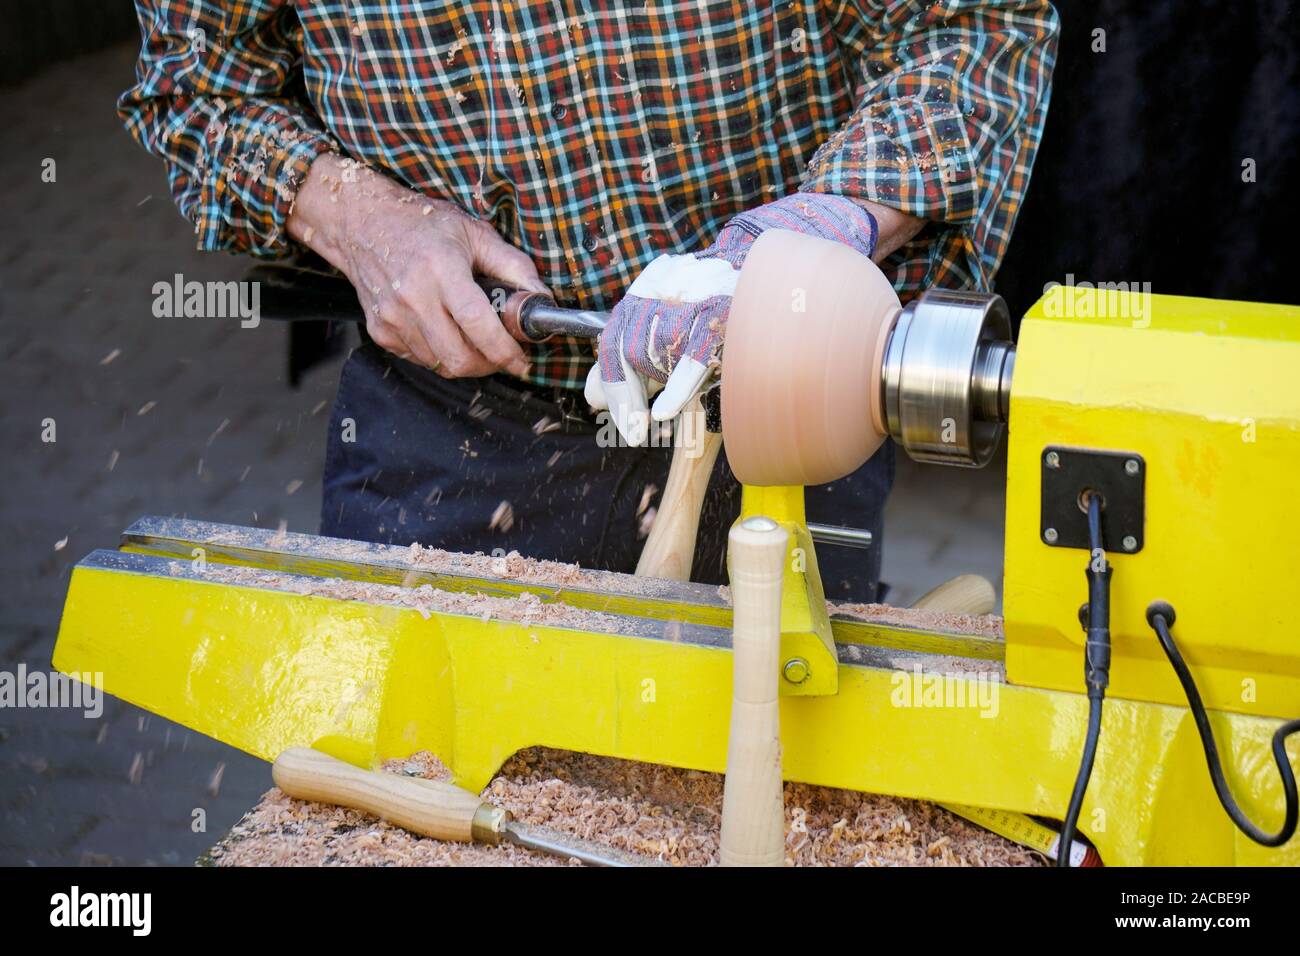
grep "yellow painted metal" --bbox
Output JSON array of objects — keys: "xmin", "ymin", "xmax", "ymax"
[
  {"xmin": 737, "ymin": 484, "xmax": 837, "ymax": 696},
  {"xmin": 1003, "ymin": 287, "xmax": 1300, "ymax": 718},
  {"xmin": 54, "ymin": 549, "xmax": 1300, "ymax": 865}
]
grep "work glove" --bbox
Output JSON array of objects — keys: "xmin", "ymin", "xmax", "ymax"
[{"xmin": 585, "ymin": 192, "xmax": 878, "ymax": 446}]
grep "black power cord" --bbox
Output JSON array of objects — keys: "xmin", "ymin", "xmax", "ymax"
[
  {"xmin": 1146, "ymin": 602, "xmax": 1300, "ymax": 847},
  {"xmin": 1058, "ymin": 493, "xmax": 1110, "ymax": 867},
  {"xmin": 1056, "ymin": 485, "xmax": 1300, "ymax": 862}
]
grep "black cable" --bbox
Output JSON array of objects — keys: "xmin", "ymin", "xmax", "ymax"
[
  {"xmin": 1058, "ymin": 694, "xmax": 1103, "ymax": 867},
  {"xmin": 1146, "ymin": 602, "xmax": 1300, "ymax": 847},
  {"xmin": 1058, "ymin": 493, "xmax": 1111, "ymax": 867},
  {"xmin": 1054, "ymin": 492, "xmax": 1299, "ymax": 860}
]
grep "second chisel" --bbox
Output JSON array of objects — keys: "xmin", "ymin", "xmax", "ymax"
[{"xmin": 272, "ymin": 747, "xmax": 665, "ymax": 867}]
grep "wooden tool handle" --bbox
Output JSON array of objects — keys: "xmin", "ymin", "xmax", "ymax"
[
  {"xmin": 635, "ymin": 392, "xmax": 723, "ymax": 581},
  {"xmin": 272, "ymin": 747, "xmax": 498, "ymax": 843},
  {"xmin": 720, "ymin": 516, "xmax": 789, "ymax": 867},
  {"xmin": 911, "ymin": 574, "xmax": 997, "ymax": 615}
]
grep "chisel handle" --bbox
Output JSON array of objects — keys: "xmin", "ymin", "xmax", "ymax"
[
  {"xmin": 720, "ymin": 516, "xmax": 789, "ymax": 867},
  {"xmin": 911, "ymin": 573, "xmax": 997, "ymax": 615},
  {"xmin": 272, "ymin": 747, "xmax": 506, "ymax": 844},
  {"xmin": 635, "ymin": 392, "xmax": 723, "ymax": 581}
]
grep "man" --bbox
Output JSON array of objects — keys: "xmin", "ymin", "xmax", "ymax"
[{"xmin": 120, "ymin": 1, "xmax": 1057, "ymax": 599}]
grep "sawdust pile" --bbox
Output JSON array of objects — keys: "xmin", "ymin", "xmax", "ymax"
[{"xmin": 209, "ymin": 748, "xmax": 1045, "ymax": 868}]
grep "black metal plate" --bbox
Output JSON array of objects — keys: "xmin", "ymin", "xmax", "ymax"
[{"xmin": 1040, "ymin": 446, "xmax": 1145, "ymax": 553}]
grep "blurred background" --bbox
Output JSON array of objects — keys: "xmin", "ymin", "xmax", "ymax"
[{"xmin": 1, "ymin": 1, "xmax": 1296, "ymax": 865}]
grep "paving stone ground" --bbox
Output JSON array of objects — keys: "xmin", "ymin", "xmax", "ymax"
[{"xmin": 0, "ymin": 44, "xmax": 1004, "ymax": 866}]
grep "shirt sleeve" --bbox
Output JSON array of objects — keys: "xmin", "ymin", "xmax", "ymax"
[
  {"xmin": 118, "ymin": 0, "xmax": 338, "ymax": 258},
  {"xmin": 801, "ymin": 0, "xmax": 1059, "ymax": 285}
]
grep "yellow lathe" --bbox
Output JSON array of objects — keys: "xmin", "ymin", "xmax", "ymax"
[{"xmin": 52, "ymin": 284, "xmax": 1300, "ymax": 865}]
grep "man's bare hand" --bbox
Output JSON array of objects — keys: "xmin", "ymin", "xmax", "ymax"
[
  {"xmin": 287, "ymin": 153, "xmax": 547, "ymax": 377},
  {"xmin": 850, "ymin": 198, "xmax": 926, "ymax": 262}
]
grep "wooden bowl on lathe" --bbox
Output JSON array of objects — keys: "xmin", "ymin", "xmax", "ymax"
[{"xmin": 722, "ymin": 230, "xmax": 902, "ymax": 487}]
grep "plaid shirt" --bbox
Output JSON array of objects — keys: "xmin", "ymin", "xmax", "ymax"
[{"xmin": 120, "ymin": 0, "xmax": 1058, "ymax": 390}]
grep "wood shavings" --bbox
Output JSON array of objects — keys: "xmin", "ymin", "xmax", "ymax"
[
  {"xmin": 636, "ymin": 483, "xmax": 659, "ymax": 517},
  {"xmin": 173, "ymin": 517, "xmax": 1016, "ymax": 631},
  {"xmin": 208, "ymin": 762, "xmax": 226, "ymax": 797},
  {"xmin": 268, "ymin": 520, "xmax": 289, "ymax": 548},
  {"xmin": 832, "ymin": 602, "xmax": 1003, "ymax": 638},
  {"xmin": 171, "ymin": 559, "xmax": 622, "ymax": 631},
  {"xmin": 209, "ymin": 748, "xmax": 1046, "ymax": 868},
  {"xmin": 489, "ymin": 501, "xmax": 514, "ymax": 532},
  {"xmin": 128, "ymin": 752, "xmax": 144, "ymax": 786}
]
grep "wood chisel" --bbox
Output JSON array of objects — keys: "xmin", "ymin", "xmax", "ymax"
[
  {"xmin": 256, "ymin": 264, "xmax": 883, "ymax": 579},
  {"xmin": 272, "ymin": 747, "xmax": 666, "ymax": 867},
  {"xmin": 256, "ymin": 266, "xmax": 611, "ymax": 343}
]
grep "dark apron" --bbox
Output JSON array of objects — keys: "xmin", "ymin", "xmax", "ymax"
[{"xmin": 321, "ymin": 340, "xmax": 893, "ymax": 600}]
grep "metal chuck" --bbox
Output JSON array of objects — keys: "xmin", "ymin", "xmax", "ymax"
[{"xmin": 881, "ymin": 290, "xmax": 1015, "ymax": 468}]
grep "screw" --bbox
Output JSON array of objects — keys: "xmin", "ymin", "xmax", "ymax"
[
  {"xmin": 1045, "ymin": 451, "xmax": 1060, "ymax": 469},
  {"xmin": 1125, "ymin": 458, "xmax": 1140, "ymax": 475},
  {"xmin": 783, "ymin": 658, "xmax": 810, "ymax": 684},
  {"xmin": 1122, "ymin": 535, "xmax": 1138, "ymax": 552},
  {"xmin": 1044, "ymin": 527, "xmax": 1059, "ymax": 544}
]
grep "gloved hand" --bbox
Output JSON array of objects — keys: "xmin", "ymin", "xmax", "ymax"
[{"xmin": 585, "ymin": 192, "xmax": 878, "ymax": 446}]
